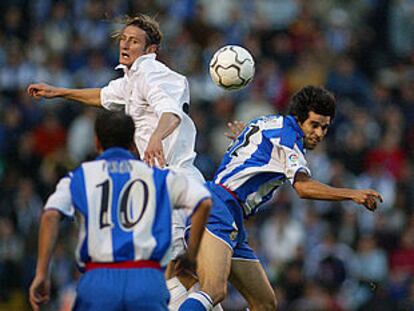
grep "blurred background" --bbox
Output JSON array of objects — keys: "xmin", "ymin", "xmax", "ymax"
[{"xmin": 0, "ymin": 0, "xmax": 413, "ymax": 310}]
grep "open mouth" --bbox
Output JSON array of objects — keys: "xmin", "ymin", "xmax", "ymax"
[{"xmin": 121, "ymin": 52, "xmax": 130, "ymax": 59}]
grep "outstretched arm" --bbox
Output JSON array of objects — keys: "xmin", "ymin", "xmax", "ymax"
[
  {"xmin": 27, "ymin": 83, "xmax": 101, "ymax": 107},
  {"xmin": 29, "ymin": 210, "xmax": 62, "ymax": 311},
  {"xmin": 293, "ymin": 172, "xmax": 383, "ymax": 211}
]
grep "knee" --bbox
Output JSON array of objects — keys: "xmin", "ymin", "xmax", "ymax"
[
  {"xmin": 265, "ymin": 296, "xmax": 278, "ymax": 311},
  {"xmin": 263, "ymin": 292, "xmax": 278, "ymax": 311},
  {"xmin": 251, "ymin": 292, "xmax": 278, "ymax": 311}
]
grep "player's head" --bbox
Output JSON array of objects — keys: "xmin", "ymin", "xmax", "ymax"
[
  {"xmin": 288, "ymin": 85, "xmax": 336, "ymax": 150},
  {"xmin": 95, "ymin": 111, "xmax": 136, "ymax": 153},
  {"xmin": 113, "ymin": 14, "xmax": 163, "ymax": 68}
]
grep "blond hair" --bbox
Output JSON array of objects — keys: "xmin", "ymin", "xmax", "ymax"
[{"xmin": 113, "ymin": 14, "xmax": 163, "ymax": 49}]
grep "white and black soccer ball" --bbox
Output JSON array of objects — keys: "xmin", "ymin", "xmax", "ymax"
[{"xmin": 209, "ymin": 45, "xmax": 255, "ymax": 91}]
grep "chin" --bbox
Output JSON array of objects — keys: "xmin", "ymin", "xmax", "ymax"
[
  {"xmin": 119, "ymin": 59, "xmax": 131, "ymax": 67},
  {"xmin": 304, "ymin": 143, "xmax": 317, "ymax": 150}
]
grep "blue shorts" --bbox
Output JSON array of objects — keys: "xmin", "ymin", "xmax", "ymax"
[
  {"xmin": 187, "ymin": 182, "xmax": 257, "ymax": 261},
  {"xmin": 73, "ymin": 268, "xmax": 169, "ymax": 311}
]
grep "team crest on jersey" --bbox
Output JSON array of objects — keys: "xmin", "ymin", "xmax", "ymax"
[
  {"xmin": 288, "ymin": 153, "xmax": 299, "ymax": 163},
  {"xmin": 230, "ymin": 222, "xmax": 238, "ymax": 241},
  {"xmin": 229, "ymin": 230, "xmax": 238, "ymax": 241}
]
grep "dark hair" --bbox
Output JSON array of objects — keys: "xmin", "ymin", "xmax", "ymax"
[
  {"xmin": 288, "ymin": 86, "xmax": 336, "ymax": 123},
  {"xmin": 95, "ymin": 111, "xmax": 135, "ymax": 150},
  {"xmin": 113, "ymin": 14, "xmax": 163, "ymax": 49}
]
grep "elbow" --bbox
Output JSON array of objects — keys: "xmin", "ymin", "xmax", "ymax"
[
  {"xmin": 41, "ymin": 209, "xmax": 62, "ymax": 223},
  {"xmin": 171, "ymin": 113, "xmax": 181, "ymax": 127},
  {"xmin": 294, "ymin": 183, "xmax": 309, "ymax": 199}
]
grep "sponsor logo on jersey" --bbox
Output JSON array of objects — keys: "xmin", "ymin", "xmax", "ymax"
[{"xmin": 288, "ymin": 153, "xmax": 299, "ymax": 163}]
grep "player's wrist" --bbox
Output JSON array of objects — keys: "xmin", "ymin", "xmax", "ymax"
[
  {"xmin": 150, "ymin": 132, "xmax": 163, "ymax": 142},
  {"xmin": 346, "ymin": 189, "xmax": 360, "ymax": 201},
  {"xmin": 35, "ymin": 269, "xmax": 48, "ymax": 279},
  {"xmin": 56, "ymin": 87, "xmax": 68, "ymax": 97}
]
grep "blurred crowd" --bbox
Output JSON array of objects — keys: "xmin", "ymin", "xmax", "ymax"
[{"xmin": 0, "ymin": 0, "xmax": 413, "ymax": 310}]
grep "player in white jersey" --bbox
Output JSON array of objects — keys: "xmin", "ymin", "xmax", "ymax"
[
  {"xmin": 26, "ymin": 14, "xmax": 209, "ymax": 309},
  {"xmin": 29, "ymin": 111, "xmax": 211, "ymax": 311},
  {"xmin": 178, "ymin": 86, "xmax": 383, "ymax": 311},
  {"xmin": 27, "ymin": 13, "xmax": 203, "ymax": 180}
]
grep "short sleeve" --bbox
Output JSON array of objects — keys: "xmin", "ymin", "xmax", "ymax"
[
  {"xmin": 282, "ymin": 146, "xmax": 311, "ymax": 184},
  {"xmin": 167, "ymin": 171, "xmax": 211, "ymax": 217},
  {"xmin": 44, "ymin": 176, "xmax": 75, "ymax": 217},
  {"xmin": 101, "ymin": 77, "xmax": 127, "ymax": 111}
]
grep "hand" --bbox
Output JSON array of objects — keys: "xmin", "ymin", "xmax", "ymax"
[
  {"xmin": 224, "ymin": 120, "xmax": 245, "ymax": 140},
  {"xmin": 144, "ymin": 134, "xmax": 166, "ymax": 168},
  {"xmin": 174, "ymin": 252, "xmax": 197, "ymax": 275},
  {"xmin": 29, "ymin": 275, "xmax": 50, "ymax": 311},
  {"xmin": 351, "ymin": 189, "xmax": 383, "ymax": 211},
  {"xmin": 27, "ymin": 83, "xmax": 60, "ymax": 99}
]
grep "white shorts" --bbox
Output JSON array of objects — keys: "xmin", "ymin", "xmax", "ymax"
[
  {"xmin": 169, "ymin": 165, "xmax": 205, "ymax": 260},
  {"xmin": 171, "ymin": 208, "xmax": 189, "ymax": 260}
]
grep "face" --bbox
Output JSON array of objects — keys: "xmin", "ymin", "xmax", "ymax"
[
  {"xmin": 299, "ymin": 111, "xmax": 331, "ymax": 150},
  {"xmin": 119, "ymin": 25, "xmax": 150, "ymax": 67}
]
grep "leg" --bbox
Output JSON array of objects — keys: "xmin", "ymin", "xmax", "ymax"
[
  {"xmin": 167, "ymin": 269, "xmax": 198, "ymax": 311},
  {"xmin": 197, "ymin": 230, "xmax": 233, "ymax": 304},
  {"xmin": 167, "ymin": 209, "xmax": 201, "ymax": 310},
  {"xmin": 229, "ymin": 259, "xmax": 278, "ymax": 311},
  {"xmin": 180, "ymin": 183, "xmax": 240, "ymax": 310},
  {"xmin": 179, "ymin": 230, "xmax": 233, "ymax": 310}
]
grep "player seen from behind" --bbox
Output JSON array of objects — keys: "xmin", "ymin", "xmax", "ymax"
[{"xmin": 29, "ymin": 111, "xmax": 211, "ymax": 311}]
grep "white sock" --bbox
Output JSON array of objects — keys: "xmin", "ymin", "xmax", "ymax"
[
  {"xmin": 187, "ymin": 291, "xmax": 214, "ymax": 311},
  {"xmin": 189, "ymin": 282, "xmax": 223, "ymax": 311},
  {"xmin": 167, "ymin": 277, "xmax": 189, "ymax": 311}
]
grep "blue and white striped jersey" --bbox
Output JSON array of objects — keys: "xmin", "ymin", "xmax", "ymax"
[
  {"xmin": 214, "ymin": 115, "xmax": 311, "ymax": 217},
  {"xmin": 44, "ymin": 148, "xmax": 210, "ymax": 269}
]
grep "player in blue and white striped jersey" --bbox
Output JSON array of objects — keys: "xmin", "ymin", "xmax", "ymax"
[
  {"xmin": 214, "ymin": 113, "xmax": 311, "ymax": 217},
  {"xmin": 179, "ymin": 86, "xmax": 383, "ymax": 311},
  {"xmin": 29, "ymin": 112, "xmax": 211, "ymax": 311}
]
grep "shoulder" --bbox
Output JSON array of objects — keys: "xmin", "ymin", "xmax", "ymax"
[
  {"xmin": 256, "ymin": 115, "xmax": 300, "ymax": 149},
  {"xmin": 279, "ymin": 129, "xmax": 299, "ymax": 149},
  {"xmin": 139, "ymin": 57, "xmax": 168, "ymax": 74},
  {"xmin": 139, "ymin": 57, "xmax": 186, "ymax": 81}
]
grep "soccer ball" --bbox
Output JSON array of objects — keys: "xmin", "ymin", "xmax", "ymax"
[{"xmin": 209, "ymin": 45, "xmax": 255, "ymax": 90}]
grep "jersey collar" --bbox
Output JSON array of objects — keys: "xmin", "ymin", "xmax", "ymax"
[
  {"xmin": 286, "ymin": 115, "xmax": 305, "ymax": 138},
  {"xmin": 115, "ymin": 53, "xmax": 156, "ymax": 74},
  {"xmin": 96, "ymin": 147, "xmax": 137, "ymax": 160}
]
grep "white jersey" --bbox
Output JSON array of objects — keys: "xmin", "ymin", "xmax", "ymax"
[
  {"xmin": 44, "ymin": 147, "xmax": 210, "ymax": 269},
  {"xmin": 100, "ymin": 53, "xmax": 203, "ymax": 182}
]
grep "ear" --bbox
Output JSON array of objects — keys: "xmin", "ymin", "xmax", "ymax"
[
  {"xmin": 95, "ymin": 136, "xmax": 103, "ymax": 153},
  {"xmin": 145, "ymin": 44, "xmax": 158, "ymax": 54}
]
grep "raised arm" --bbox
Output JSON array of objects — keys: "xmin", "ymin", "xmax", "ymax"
[
  {"xmin": 29, "ymin": 210, "xmax": 62, "ymax": 311},
  {"xmin": 224, "ymin": 120, "xmax": 245, "ymax": 140},
  {"xmin": 293, "ymin": 172, "xmax": 383, "ymax": 211},
  {"xmin": 27, "ymin": 83, "xmax": 101, "ymax": 107}
]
